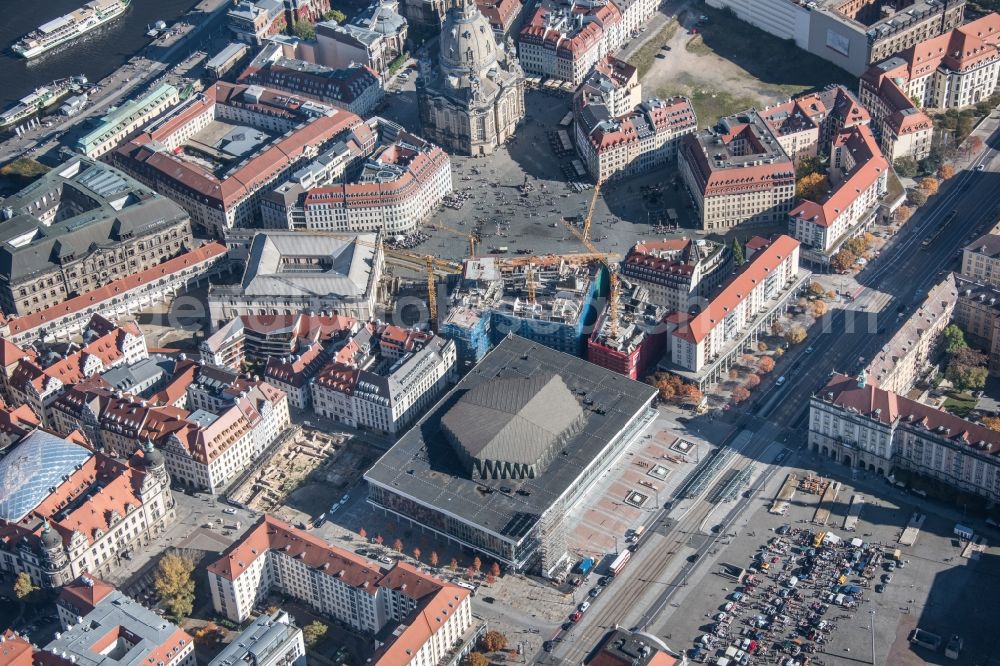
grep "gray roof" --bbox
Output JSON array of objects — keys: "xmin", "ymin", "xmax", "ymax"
[
  {"xmin": 364, "ymin": 335, "xmax": 656, "ymax": 542},
  {"xmin": 241, "ymin": 232, "xmax": 377, "ymax": 298},
  {"xmin": 0, "ymin": 430, "xmax": 93, "ymax": 522},
  {"xmin": 208, "ymin": 611, "xmax": 303, "ymax": 666},
  {"xmin": 100, "ymin": 354, "xmax": 173, "ymax": 393},
  {"xmin": 965, "ymin": 233, "xmax": 1000, "ymax": 259},
  {"xmin": 352, "ymin": 0, "xmax": 407, "ymax": 36},
  {"xmin": 441, "ymin": 372, "xmax": 582, "ymax": 465},
  {"xmin": 0, "ymin": 157, "xmax": 188, "ymax": 284},
  {"xmin": 44, "ymin": 590, "xmax": 187, "ymax": 666}
]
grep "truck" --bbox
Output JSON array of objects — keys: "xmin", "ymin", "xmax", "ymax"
[
  {"xmin": 578, "ymin": 557, "xmax": 595, "ymax": 575},
  {"xmin": 610, "ymin": 550, "xmax": 631, "ymax": 576}
]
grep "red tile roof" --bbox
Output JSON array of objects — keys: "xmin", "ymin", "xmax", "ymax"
[
  {"xmin": 5, "ymin": 243, "xmax": 226, "ymax": 337},
  {"xmin": 58, "ymin": 574, "xmax": 116, "ymax": 616},
  {"xmin": 674, "ymin": 235, "xmax": 799, "ymax": 344}
]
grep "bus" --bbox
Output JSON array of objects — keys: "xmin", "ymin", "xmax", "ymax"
[{"xmin": 610, "ymin": 550, "xmax": 632, "ymax": 576}]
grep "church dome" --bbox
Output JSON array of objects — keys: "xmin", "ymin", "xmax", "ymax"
[{"xmin": 439, "ymin": 0, "xmax": 499, "ymax": 77}]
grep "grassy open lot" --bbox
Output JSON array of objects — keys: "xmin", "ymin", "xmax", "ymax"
[
  {"xmin": 629, "ymin": 19, "xmax": 679, "ymax": 78},
  {"xmin": 638, "ymin": 3, "xmax": 857, "ymax": 127},
  {"xmin": 943, "ymin": 391, "xmax": 977, "ymax": 418}
]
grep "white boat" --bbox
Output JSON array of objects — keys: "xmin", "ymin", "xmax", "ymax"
[{"xmin": 13, "ymin": 0, "xmax": 132, "ymax": 60}]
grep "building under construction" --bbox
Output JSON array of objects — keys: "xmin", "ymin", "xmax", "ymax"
[
  {"xmin": 587, "ymin": 280, "xmax": 668, "ymax": 380},
  {"xmin": 441, "ymin": 256, "xmax": 607, "ymax": 367}
]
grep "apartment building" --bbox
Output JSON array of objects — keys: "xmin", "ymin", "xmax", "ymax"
[
  {"xmin": 50, "ymin": 370, "xmax": 291, "ymax": 493},
  {"xmin": 576, "ymin": 56, "xmax": 642, "ymax": 117},
  {"xmin": 858, "ymin": 68, "xmax": 934, "ymax": 162},
  {"xmin": 619, "ymin": 237, "xmax": 732, "ymax": 312},
  {"xmin": 961, "ymin": 233, "xmax": 1000, "ymax": 286},
  {"xmin": 207, "ymin": 231, "xmax": 384, "ymax": 325},
  {"xmin": 759, "ymin": 85, "xmax": 871, "ymax": 165},
  {"xmin": 240, "ymin": 42, "xmax": 384, "ymax": 117},
  {"xmin": 679, "ymin": 111, "xmax": 796, "ymax": 231},
  {"xmin": 312, "ymin": 325, "xmax": 457, "ymax": 435},
  {"xmin": 0, "ymin": 431, "xmax": 174, "ymax": 588},
  {"xmin": 478, "ymin": 0, "xmax": 524, "ymax": 36},
  {"xmin": 262, "ymin": 121, "xmax": 453, "ymax": 234},
  {"xmin": 952, "ymin": 274, "xmax": 1000, "ymax": 376},
  {"xmin": 111, "ymin": 82, "xmax": 367, "ymax": 236},
  {"xmin": 48, "ymin": 587, "xmax": 194, "ymax": 666},
  {"xmin": 200, "ymin": 313, "xmax": 358, "ymax": 369},
  {"xmin": 788, "ymin": 124, "xmax": 889, "ymax": 256},
  {"xmin": 264, "ymin": 341, "xmax": 330, "ymax": 409},
  {"xmin": 75, "ymin": 84, "xmax": 180, "ymax": 158},
  {"xmin": 809, "ymin": 372, "xmax": 1000, "ymax": 502},
  {"xmin": 574, "ymin": 94, "xmax": 697, "ymax": 182},
  {"xmin": 6, "ymin": 316, "xmax": 148, "ymax": 425},
  {"xmin": 208, "ymin": 610, "xmax": 305, "ymax": 666},
  {"xmin": 668, "ymin": 235, "xmax": 809, "ymax": 387},
  {"xmin": 207, "ymin": 516, "xmax": 483, "ymax": 665},
  {"xmin": 864, "ymin": 274, "xmax": 956, "ymax": 394},
  {"xmin": 519, "ymin": 0, "xmax": 657, "ymax": 84},
  {"xmin": 0, "ymin": 157, "xmax": 193, "ymax": 318}
]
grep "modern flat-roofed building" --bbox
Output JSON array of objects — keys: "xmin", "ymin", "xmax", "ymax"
[
  {"xmin": 809, "ymin": 371, "xmax": 1000, "ymax": 500},
  {"xmin": 207, "ymin": 516, "xmax": 484, "ymax": 666},
  {"xmin": 619, "ymin": 237, "xmax": 731, "ymax": 312},
  {"xmin": 0, "ymin": 431, "xmax": 174, "ymax": 588},
  {"xmin": 208, "ymin": 231, "xmax": 384, "ymax": 325},
  {"xmin": 207, "ymin": 610, "xmax": 305, "ymax": 666},
  {"xmin": 679, "ymin": 111, "xmax": 796, "ymax": 231},
  {"xmin": 667, "ymin": 235, "xmax": 809, "ymax": 387},
  {"xmin": 110, "ymin": 82, "xmax": 367, "ymax": 236},
  {"xmin": 206, "ymin": 42, "xmax": 251, "ymax": 79},
  {"xmin": 75, "ymin": 84, "xmax": 180, "ymax": 158},
  {"xmin": 706, "ymin": 0, "xmax": 965, "ymax": 76},
  {"xmin": 364, "ymin": 334, "xmax": 657, "ymax": 575},
  {"xmin": 0, "ymin": 157, "xmax": 193, "ymax": 318},
  {"xmin": 788, "ymin": 124, "xmax": 889, "ymax": 258}
]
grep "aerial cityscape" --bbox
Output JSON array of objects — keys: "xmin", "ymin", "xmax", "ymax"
[{"xmin": 0, "ymin": 0, "xmax": 999, "ymax": 663}]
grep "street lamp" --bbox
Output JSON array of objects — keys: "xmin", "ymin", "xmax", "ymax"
[{"xmin": 870, "ymin": 609, "xmax": 877, "ymax": 666}]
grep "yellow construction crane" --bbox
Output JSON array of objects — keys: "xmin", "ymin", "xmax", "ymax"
[
  {"xmin": 426, "ymin": 255, "xmax": 437, "ymax": 331},
  {"xmin": 581, "ymin": 180, "xmax": 602, "ymax": 243},
  {"xmin": 469, "ymin": 234, "xmax": 476, "ymax": 257},
  {"xmin": 526, "ymin": 262, "xmax": 536, "ymax": 303},
  {"xmin": 558, "ymin": 208, "xmax": 619, "ymax": 339}
]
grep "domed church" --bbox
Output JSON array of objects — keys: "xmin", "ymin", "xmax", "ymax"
[{"xmin": 417, "ymin": 0, "xmax": 525, "ymax": 156}]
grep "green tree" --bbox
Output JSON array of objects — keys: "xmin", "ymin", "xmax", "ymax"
[
  {"xmin": 946, "ymin": 347, "xmax": 989, "ymax": 390},
  {"xmin": 0, "ymin": 158, "xmax": 50, "ymax": 183},
  {"xmin": 153, "ymin": 553, "xmax": 196, "ymax": 622},
  {"xmin": 293, "ymin": 19, "xmax": 316, "ymax": 40},
  {"xmin": 796, "ymin": 172, "xmax": 827, "ymax": 199},
  {"xmin": 894, "ymin": 157, "xmax": 918, "ymax": 177},
  {"xmin": 845, "ymin": 236, "xmax": 868, "ymax": 256},
  {"xmin": 323, "ymin": 8, "xmax": 347, "ymax": 22},
  {"xmin": 732, "ymin": 237, "xmax": 745, "ymax": 266},
  {"xmin": 943, "ymin": 324, "xmax": 968, "ymax": 354},
  {"xmin": 795, "ymin": 155, "xmax": 825, "ymax": 178},
  {"xmin": 909, "ymin": 189, "xmax": 928, "ymax": 206},
  {"xmin": 303, "ymin": 620, "xmax": 329, "ymax": 648},
  {"xmin": 14, "ymin": 572, "xmax": 35, "ymax": 600}
]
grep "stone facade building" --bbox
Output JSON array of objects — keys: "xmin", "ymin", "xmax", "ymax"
[{"xmin": 417, "ymin": 0, "xmax": 525, "ymax": 156}]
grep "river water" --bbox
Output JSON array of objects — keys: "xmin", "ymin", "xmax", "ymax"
[{"xmin": 0, "ymin": 0, "xmax": 203, "ymax": 109}]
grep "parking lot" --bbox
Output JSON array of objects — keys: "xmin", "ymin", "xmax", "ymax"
[{"xmin": 655, "ymin": 449, "xmax": 1000, "ymax": 665}]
